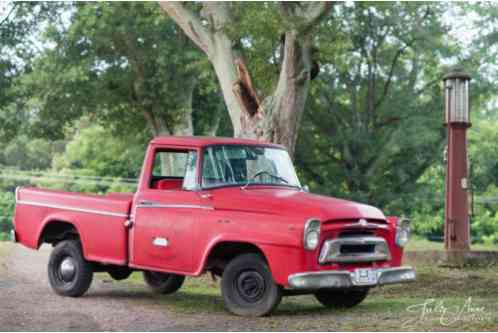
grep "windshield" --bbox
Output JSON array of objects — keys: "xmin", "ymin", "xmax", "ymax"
[{"xmin": 202, "ymin": 145, "xmax": 301, "ymax": 189}]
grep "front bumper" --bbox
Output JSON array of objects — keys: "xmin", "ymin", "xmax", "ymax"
[{"xmin": 288, "ymin": 266, "xmax": 415, "ymax": 290}]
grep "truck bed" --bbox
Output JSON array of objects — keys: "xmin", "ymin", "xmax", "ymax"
[{"xmin": 14, "ymin": 187, "xmax": 133, "ymax": 265}]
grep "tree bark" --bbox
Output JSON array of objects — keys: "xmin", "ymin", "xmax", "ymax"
[{"xmin": 159, "ymin": 2, "xmax": 332, "ymax": 157}]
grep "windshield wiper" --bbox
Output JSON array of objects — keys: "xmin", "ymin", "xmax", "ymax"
[{"xmin": 241, "ymin": 170, "xmax": 289, "ymax": 190}]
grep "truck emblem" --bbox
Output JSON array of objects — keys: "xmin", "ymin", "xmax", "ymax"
[
  {"xmin": 152, "ymin": 237, "xmax": 169, "ymax": 247},
  {"xmin": 358, "ymin": 219, "xmax": 368, "ymax": 226}
]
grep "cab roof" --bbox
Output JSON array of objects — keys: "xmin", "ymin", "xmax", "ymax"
[{"xmin": 150, "ymin": 136, "xmax": 285, "ymax": 149}]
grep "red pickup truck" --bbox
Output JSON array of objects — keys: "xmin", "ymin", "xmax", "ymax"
[{"xmin": 12, "ymin": 136, "xmax": 415, "ymax": 316}]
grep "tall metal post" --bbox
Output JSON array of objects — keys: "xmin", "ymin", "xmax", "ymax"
[{"xmin": 443, "ymin": 68, "xmax": 471, "ymax": 251}]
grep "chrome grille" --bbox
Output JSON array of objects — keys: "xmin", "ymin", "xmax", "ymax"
[{"xmin": 319, "ymin": 236, "xmax": 391, "ymax": 264}]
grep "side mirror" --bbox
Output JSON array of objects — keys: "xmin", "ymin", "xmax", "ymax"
[{"xmin": 302, "ymin": 185, "xmax": 310, "ymax": 192}]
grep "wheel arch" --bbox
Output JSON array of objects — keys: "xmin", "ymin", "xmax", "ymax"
[
  {"xmin": 37, "ymin": 218, "xmax": 81, "ymax": 248},
  {"xmin": 201, "ymin": 239, "xmax": 270, "ymax": 276}
]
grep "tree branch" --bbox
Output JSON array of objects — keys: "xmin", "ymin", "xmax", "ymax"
[
  {"xmin": 232, "ymin": 58, "xmax": 262, "ymax": 117},
  {"xmin": 202, "ymin": 2, "xmax": 232, "ymax": 33},
  {"xmin": 373, "ymin": 45, "xmax": 406, "ymax": 110},
  {"xmin": 0, "ymin": 3, "xmax": 17, "ymax": 28},
  {"xmin": 302, "ymin": 2, "xmax": 333, "ymax": 32},
  {"xmin": 373, "ymin": 6, "xmax": 432, "ymax": 110},
  {"xmin": 280, "ymin": 2, "xmax": 333, "ymax": 34},
  {"xmin": 415, "ymin": 75, "xmax": 443, "ymax": 95},
  {"xmin": 159, "ymin": 2, "xmax": 212, "ymax": 55}
]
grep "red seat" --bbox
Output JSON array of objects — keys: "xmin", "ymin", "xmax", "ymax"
[{"xmin": 154, "ymin": 179, "xmax": 183, "ymax": 190}]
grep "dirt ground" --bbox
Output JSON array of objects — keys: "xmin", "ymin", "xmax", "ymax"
[{"xmin": 0, "ymin": 242, "xmax": 497, "ymax": 331}]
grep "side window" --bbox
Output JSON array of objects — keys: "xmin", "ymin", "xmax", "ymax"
[
  {"xmin": 152, "ymin": 151, "xmax": 188, "ymax": 177},
  {"xmin": 151, "ymin": 150, "xmax": 198, "ymax": 190}
]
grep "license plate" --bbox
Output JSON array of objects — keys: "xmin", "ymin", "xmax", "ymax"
[{"xmin": 353, "ymin": 268, "xmax": 378, "ymax": 285}]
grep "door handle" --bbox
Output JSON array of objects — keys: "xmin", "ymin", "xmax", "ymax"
[
  {"xmin": 139, "ymin": 200, "xmax": 159, "ymax": 206},
  {"xmin": 200, "ymin": 193, "xmax": 212, "ymax": 199}
]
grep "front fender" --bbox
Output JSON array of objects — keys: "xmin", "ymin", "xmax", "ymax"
[{"xmin": 195, "ymin": 233, "xmax": 302, "ymax": 286}]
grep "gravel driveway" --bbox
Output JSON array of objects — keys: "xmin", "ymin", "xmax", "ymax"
[
  {"xmin": 2, "ymin": 243, "xmax": 497, "ymax": 331},
  {"xmin": 0, "ymin": 243, "xmax": 359, "ymax": 331}
]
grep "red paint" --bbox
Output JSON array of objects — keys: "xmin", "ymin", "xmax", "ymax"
[
  {"xmin": 13, "ymin": 136, "xmax": 406, "ymax": 287},
  {"xmin": 444, "ymin": 125, "xmax": 471, "ymax": 250}
]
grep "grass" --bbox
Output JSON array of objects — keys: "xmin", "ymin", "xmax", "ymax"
[
  {"xmin": 0, "ymin": 241, "xmax": 11, "ymax": 259},
  {"xmin": 114, "ymin": 257, "xmax": 498, "ymax": 331},
  {"xmin": 406, "ymin": 237, "xmax": 498, "ymax": 252},
  {"xmin": 0, "ymin": 241, "xmax": 13, "ymax": 275}
]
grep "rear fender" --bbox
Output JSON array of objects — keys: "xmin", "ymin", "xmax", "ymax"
[{"xmin": 37, "ymin": 212, "xmax": 87, "ymax": 257}]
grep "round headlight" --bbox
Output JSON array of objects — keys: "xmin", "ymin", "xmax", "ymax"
[
  {"xmin": 395, "ymin": 218, "xmax": 411, "ymax": 247},
  {"xmin": 304, "ymin": 218, "xmax": 321, "ymax": 250},
  {"xmin": 396, "ymin": 229, "xmax": 410, "ymax": 247},
  {"xmin": 305, "ymin": 230, "xmax": 320, "ymax": 249}
]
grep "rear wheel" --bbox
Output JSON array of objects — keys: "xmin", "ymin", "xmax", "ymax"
[
  {"xmin": 221, "ymin": 253, "xmax": 282, "ymax": 317},
  {"xmin": 314, "ymin": 288, "xmax": 369, "ymax": 308},
  {"xmin": 48, "ymin": 240, "xmax": 93, "ymax": 297},
  {"xmin": 143, "ymin": 271, "xmax": 185, "ymax": 294}
]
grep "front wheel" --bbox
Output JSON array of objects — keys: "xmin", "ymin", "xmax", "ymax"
[
  {"xmin": 48, "ymin": 240, "xmax": 93, "ymax": 297},
  {"xmin": 314, "ymin": 288, "xmax": 369, "ymax": 308},
  {"xmin": 221, "ymin": 253, "xmax": 282, "ymax": 317},
  {"xmin": 143, "ymin": 271, "xmax": 185, "ymax": 294}
]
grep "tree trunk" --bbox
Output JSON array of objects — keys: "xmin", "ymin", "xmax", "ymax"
[
  {"xmin": 210, "ymin": 34, "xmax": 244, "ymax": 137},
  {"xmin": 160, "ymin": 2, "xmax": 331, "ymax": 157},
  {"xmin": 210, "ymin": 30, "xmax": 313, "ymax": 157},
  {"xmin": 261, "ymin": 31, "xmax": 314, "ymax": 157},
  {"xmin": 171, "ymin": 75, "xmax": 196, "ymax": 136}
]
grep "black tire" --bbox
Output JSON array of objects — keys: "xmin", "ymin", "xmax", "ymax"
[
  {"xmin": 221, "ymin": 253, "xmax": 282, "ymax": 317},
  {"xmin": 108, "ymin": 266, "xmax": 133, "ymax": 281},
  {"xmin": 143, "ymin": 271, "xmax": 185, "ymax": 294},
  {"xmin": 48, "ymin": 240, "xmax": 93, "ymax": 297},
  {"xmin": 314, "ymin": 288, "xmax": 369, "ymax": 308}
]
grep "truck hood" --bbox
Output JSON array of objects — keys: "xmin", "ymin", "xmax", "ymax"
[{"xmin": 212, "ymin": 187, "xmax": 386, "ymax": 222}]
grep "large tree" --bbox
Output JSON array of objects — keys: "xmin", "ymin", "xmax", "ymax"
[
  {"xmin": 16, "ymin": 2, "xmax": 223, "ymax": 140},
  {"xmin": 160, "ymin": 2, "xmax": 332, "ymax": 156},
  {"xmin": 0, "ymin": 2, "xmax": 64, "ymax": 141},
  {"xmin": 295, "ymin": 2, "xmax": 473, "ymax": 211}
]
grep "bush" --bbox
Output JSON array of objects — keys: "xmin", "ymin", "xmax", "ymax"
[
  {"xmin": 0, "ymin": 191, "xmax": 15, "ymax": 235},
  {"xmin": 410, "ymin": 206, "xmax": 445, "ymax": 239},
  {"xmin": 472, "ymin": 210, "xmax": 498, "ymax": 245}
]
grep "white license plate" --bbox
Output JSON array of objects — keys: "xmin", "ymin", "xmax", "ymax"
[{"xmin": 353, "ymin": 268, "xmax": 378, "ymax": 285}]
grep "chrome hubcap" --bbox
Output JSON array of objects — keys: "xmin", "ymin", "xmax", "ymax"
[{"xmin": 60, "ymin": 257, "xmax": 76, "ymax": 282}]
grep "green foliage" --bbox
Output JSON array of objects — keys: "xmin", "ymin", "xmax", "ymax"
[
  {"xmin": 228, "ymin": 2, "xmax": 284, "ymax": 94},
  {"xmin": 296, "ymin": 2, "xmax": 475, "ymax": 213},
  {"xmin": 468, "ymin": 120, "xmax": 498, "ymax": 192},
  {"xmin": 53, "ymin": 121, "xmax": 145, "ymax": 178},
  {"xmin": 1, "ymin": 2, "xmax": 498, "ymax": 243},
  {"xmin": 0, "ymin": 135, "xmax": 61, "ymax": 170},
  {"xmin": 472, "ymin": 210, "xmax": 498, "ymax": 245},
  {"xmin": 408, "ymin": 116, "xmax": 498, "ymax": 243},
  {"xmin": 45, "ymin": 120, "xmax": 145, "ymax": 193},
  {"xmin": 0, "ymin": 191, "xmax": 15, "ymax": 235},
  {"xmin": 0, "ymin": 2, "xmax": 66, "ymax": 141},
  {"xmin": 15, "ymin": 2, "xmax": 222, "ymax": 140}
]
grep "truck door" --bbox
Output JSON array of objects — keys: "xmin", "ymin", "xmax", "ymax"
[{"xmin": 130, "ymin": 148, "xmax": 208, "ymax": 274}]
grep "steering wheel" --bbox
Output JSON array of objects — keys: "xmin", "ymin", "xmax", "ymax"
[{"xmin": 242, "ymin": 170, "xmax": 288, "ymax": 189}]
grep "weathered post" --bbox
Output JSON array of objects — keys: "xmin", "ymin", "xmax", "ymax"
[{"xmin": 443, "ymin": 68, "xmax": 471, "ymax": 254}]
